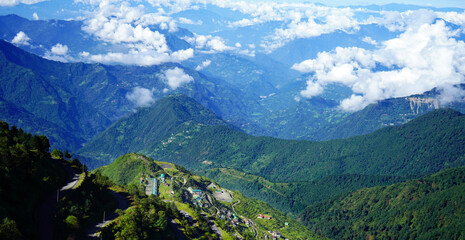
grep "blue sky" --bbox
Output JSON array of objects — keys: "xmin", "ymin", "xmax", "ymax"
[
  {"xmin": 0, "ymin": 0, "xmax": 463, "ymax": 21},
  {"xmin": 271, "ymin": 0, "xmax": 464, "ymax": 8}
]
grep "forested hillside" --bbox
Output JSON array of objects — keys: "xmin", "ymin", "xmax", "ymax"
[
  {"xmin": 199, "ymin": 168, "xmax": 410, "ymax": 215},
  {"xmin": 0, "ymin": 40, "xmax": 260, "ymax": 150},
  {"xmin": 78, "ymin": 94, "xmax": 233, "ymax": 168},
  {"xmin": 300, "ymin": 166, "xmax": 465, "ymax": 239},
  {"xmin": 79, "ymin": 95, "xmax": 465, "ymax": 218},
  {"xmin": 313, "ymin": 88, "xmax": 465, "ymax": 140},
  {"xmin": 0, "ymin": 121, "xmax": 66, "ymax": 239},
  {"xmin": 82, "ymin": 95, "xmax": 465, "ymax": 182}
]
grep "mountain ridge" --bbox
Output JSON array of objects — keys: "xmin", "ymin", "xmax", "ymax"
[{"xmin": 299, "ymin": 165, "xmax": 465, "ymax": 239}]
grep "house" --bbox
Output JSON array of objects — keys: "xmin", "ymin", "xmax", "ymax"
[
  {"xmin": 264, "ymin": 215, "xmax": 272, "ymax": 220},
  {"xmin": 272, "ymin": 230, "xmax": 281, "ymax": 239},
  {"xmin": 257, "ymin": 214, "xmax": 264, "ymax": 219}
]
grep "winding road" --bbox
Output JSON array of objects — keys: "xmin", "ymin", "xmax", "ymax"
[
  {"xmin": 85, "ymin": 190, "xmax": 130, "ymax": 239},
  {"xmin": 36, "ymin": 159, "xmax": 80, "ymax": 240}
]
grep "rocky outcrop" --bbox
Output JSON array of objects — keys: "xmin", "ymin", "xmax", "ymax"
[{"xmin": 407, "ymin": 97, "xmax": 439, "ymax": 114}]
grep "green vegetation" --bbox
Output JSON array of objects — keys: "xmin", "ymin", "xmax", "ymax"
[
  {"xmin": 97, "ymin": 153, "xmax": 321, "ymax": 239},
  {"xmin": 200, "ymin": 168, "xmax": 410, "ymax": 215},
  {"xmin": 79, "ymin": 94, "xmax": 230, "ymax": 166},
  {"xmin": 100, "ymin": 188, "xmax": 179, "ymax": 240},
  {"xmin": 230, "ymin": 191, "xmax": 321, "ymax": 240},
  {"xmin": 54, "ymin": 170, "xmax": 117, "ymax": 239},
  {"xmin": 153, "ymin": 108, "xmax": 465, "ymax": 183},
  {"xmin": 300, "ymin": 166, "xmax": 465, "ymax": 239},
  {"xmin": 0, "ymin": 121, "xmax": 67, "ymax": 239},
  {"xmin": 80, "ymin": 94, "xmax": 465, "ymax": 220},
  {"xmin": 97, "ymin": 153, "xmax": 164, "ymax": 186},
  {"xmin": 313, "ymin": 90, "xmax": 465, "ymax": 140},
  {"xmin": 82, "ymin": 95, "xmax": 465, "ymax": 183}
]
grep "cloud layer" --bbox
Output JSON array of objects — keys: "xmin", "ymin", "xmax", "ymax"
[
  {"xmin": 293, "ymin": 20, "xmax": 465, "ymax": 111},
  {"xmin": 77, "ymin": 0, "xmax": 194, "ymax": 65},
  {"xmin": 0, "ymin": 0, "xmax": 46, "ymax": 7}
]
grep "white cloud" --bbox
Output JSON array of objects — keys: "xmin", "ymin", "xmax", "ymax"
[
  {"xmin": 339, "ymin": 95, "xmax": 368, "ymax": 112},
  {"xmin": 79, "ymin": 51, "xmax": 90, "ymax": 57},
  {"xmin": 45, "ymin": 44, "xmax": 74, "ymax": 62},
  {"xmin": 368, "ymin": 9, "xmax": 438, "ymax": 32},
  {"xmin": 206, "ymin": 37, "xmax": 233, "ymax": 52},
  {"xmin": 238, "ymin": 49, "xmax": 255, "ymax": 57},
  {"xmin": 437, "ymin": 11, "xmax": 465, "ymax": 27},
  {"xmin": 170, "ymin": 48, "xmax": 194, "ymax": 62},
  {"xmin": 300, "ymin": 80, "xmax": 324, "ymax": 98},
  {"xmin": 126, "ymin": 87, "xmax": 155, "ymax": 107},
  {"xmin": 195, "ymin": 59, "xmax": 211, "ymax": 71},
  {"xmin": 262, "ymin": 7, "xmax": 360, "ymax": 52},
  {"xmin": 177, "ymin": 17, "xmax": 202, "ymax": 25},
  {"xmin": 362, "ymin": 36, "xmax": 377, "ymax": 45},
  {"xmin": 76, "ymin": 0, "xmax": 196, "ymax": 65},
  {"xmin": 293, "ymin": 20, "xmax": 465, "ymax": 112},
  {"xmin": 51, "ymin": 43, "xmax": 69, "ymax": 55},
  {"xmin": 86, "ymin": 48, "xmax": 193, "ymax": 66},
  {"xmin": 0, "ymin": 0, "xmax": 46, "ymax": 7},
  {"xmin": 184, "ymin": 34, "xmax": 234, "ymax": 53},
  {"xmin": 163, "ymin": 67, "xmax": 193, "ymax": 90},
  {"xmin": 32, "ymin": 12, "xmax": 39, "ymax": 20},
  {"xmin": 11, "ymin": 31, "xmax": 31, "ymax": 46}
]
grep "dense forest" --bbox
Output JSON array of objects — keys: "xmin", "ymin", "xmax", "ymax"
[
  {"xmin": 79, "ymin": 95, "xmax": 465, "ymax": 221},
  {"xmin": 81, "ymin": 95, "xmax": 465, "ymax": 184},
  {"xmin": 300, "ymin": 166, "xmax": 465, "ymax": 239},
  {"xmin": 200, "ymin": 168, "xmax": 411, "ymax": 215},
  {"xmin": 0, "ymin": 121, "xmax": 67, "ymax": 239}
]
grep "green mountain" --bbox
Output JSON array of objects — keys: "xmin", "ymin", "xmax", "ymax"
[
  {"xmin": 198, "ymin": 168, "xmax": 410, "ymax": 215},
  {"xmin": 96, "ymin": 153, "xmax": 322, "ymax": 239},
  {"xmin": 98, "ymin": 153, "xmax": 164, "ymax": 186},
  {"xmin": 299, "ymin": 166, "xmax": 465, "ymax": 239},
  {"xmin": 313, "ymin": 88, "xmax": 465, "ymax": 141},
  {"xmin": 78, "ymin": 94, "xmax": 233, "ymax": 168},
  {"xmin": 0, "ymin": 39, "xmax": 263, "ymax": 150},
  {"xmin": 88, "ymin": 98, "xmax": 465, "ymax": 183},
  {"xmin": 80, "ymin": 95, "xmax": 465, "ymax": 216},
  {"xmin": 0, "ymin": 97, "xmax": 84, "ymax": 149}
]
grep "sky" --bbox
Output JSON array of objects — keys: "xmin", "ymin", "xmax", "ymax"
[{"xmin": 282, "ymin": 0, "xmax": 464, "ymax": 8}]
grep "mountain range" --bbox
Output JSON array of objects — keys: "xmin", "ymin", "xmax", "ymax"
[
  {"xmin": 2, "ymin": 2, "xmax": 465, "ymax": 239},
  {"xmin": 2, "ymin": 34, "xmax": 464, "ymax": 151},
  {"xmin": 78, "ymin": 93, "xmax": 465, "ymax": 216}
]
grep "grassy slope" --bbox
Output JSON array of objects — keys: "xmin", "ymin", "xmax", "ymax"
[
  {"xmin": 97, "ymin": 153, "xmax": 164, "ymax": 186},
  {"xmin": 299, "ymin": 166, "xmax": 465, "ymax": 239}
]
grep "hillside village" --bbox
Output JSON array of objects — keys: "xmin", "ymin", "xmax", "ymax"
[{"xmin": 139, "ymin": 161, "xmax": 287, "ymax": 240}]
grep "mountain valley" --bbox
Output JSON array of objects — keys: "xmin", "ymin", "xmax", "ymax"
[{"xmin": 1, "ymin": 1, "xmax": 465, "ymax": 239}]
